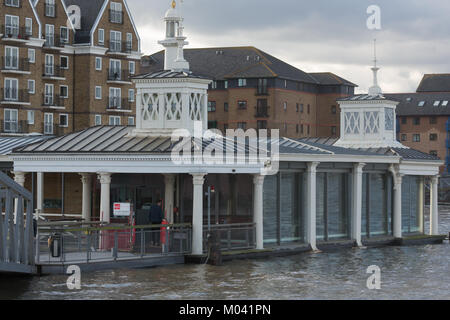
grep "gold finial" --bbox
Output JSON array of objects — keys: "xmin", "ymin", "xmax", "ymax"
[{"xmin": 172, "ymin": 0, "xmax": 176, "ymax": 9}]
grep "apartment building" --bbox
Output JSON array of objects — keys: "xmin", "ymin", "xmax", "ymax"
[
  {"xmin": 141, "ymin": 47, "xmax": 356, "ymax": 138},
  {"xmin": 390, "ymin": 74, "xmax": 450, "ymax": 174},
  {"xmin": 0, "ymin": 0, "xmax": 141, "ymax": 137}
]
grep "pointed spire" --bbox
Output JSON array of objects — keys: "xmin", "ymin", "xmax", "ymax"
[{"xmin": 369, "ymin": 39, "xmax": 382, "ymax": 95}]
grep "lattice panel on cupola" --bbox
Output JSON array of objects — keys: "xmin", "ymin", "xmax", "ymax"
[
  {"xmin": 385, "ymin": 108, "xmax": 394, "ymax": 131},
  {"xmin": 164, "ymin": 93, "xmax": 182, "ymax": 121},
  {"xmin": 364, "ymin": 111, "xmax": 380, "ymax": 134},
  {"xmin": 190, "ymin": 93, "xmax": 203, "ymax": 121},
  {"xmin": 142, "ymin": 93, "xmax": 160, "ymax": 121},
  {"xmin": 344, "ymin": 112, "xmax": 360, "ymax": 134}
]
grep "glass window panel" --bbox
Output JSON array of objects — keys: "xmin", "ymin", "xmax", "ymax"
[
  {"xmin": 280, "ymin": 173, "xmax": 302, "ymax": 243},
  {"xmin": 327, "ymin": 173, "xmax": 349, "ymax": 240},
  {"xmin": 316, "ymin": 173, "xmax": 326, "ymax": 241},
  {"xmin": 263, "ymin": 175, "xmax": 278, "ymax": 244}
]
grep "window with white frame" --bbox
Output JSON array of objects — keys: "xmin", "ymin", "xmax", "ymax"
[
  {"xmin": 129, "ymin": 61, "xmax": 135, "ymax": 75},
  {"xmin": 95, "ymin": 57, "xmax": 102, "ymax": 70},
  {"xmin": 45, "ymin": 24, "xmax": 55, "ymax": 47},
  {"xmin": 110, "ymin": 31, "xmax": 122, "ymax": 52},
  {"xmin": 27, "ymin": 110, "xmax": 35, "ymax": 125},
  {"xmin": 28, "ymin": 80, "xmax": 35, "ymax": 94},
  {"xmin": 44, "ymin": 113, "xmax": 53, "ymax": 134},
  {"xmin": 238, "ymin": 78, "xmax": 247, "ymax": 87},
  {"xmin": 45, "ymin": 0, "xmax": 56, "ymax": 17},
  {"xmin": 128, "ymin": 117, "xmax": 135, "ymax": 126},
  {"xmin": 59, "ymin": 114, "xmax": 68, "ymax": 127},
  {"xmin": 126, "ymin": 33, "xmax": 132, "ymax": 51},
  {"xmin": 109, "ymin": 116, "xmax": 121, "ymax": 126},
  {"xmin": 60, "ymin": 85, "xmax": 68, "ymax": 98},
  {"xmin": 110, "ymin": 2, "xmax": 123, "ymax": 24},
  {"xmin": 109, "ymin": 59, "xmax": 121, "ymax": 80},
  {"xmin": 95, "ymin": 115, "xmax": 102, "ymax": 126},
  {"xmin": 4, "ymin": 109, "xmax": 18, "ymax": 132},
  {"xmin": 5, "ymin": 0, "xmax": 20, "ymax": 8},
  {"xmin": 28, "ymin": 49, "xmax": 35, "ymax": 63},
  {"xmin": 95, "ymin": 86, "xmax": 102, "ymax": 100},
  {"xmin": 25, "ymin": 18, "xmax": 33, "ymax": 36},
  {"xmin": 5, "ymin": 15, "xmax": 19, "ymax": 37},
  {"xmin": 128, "ymin": 89, "xmax": 135, "ymax": 102},
  {"xmin": 98, "ymin": 29, "xmax": 105, "ymax": 45},
  {"xmin": 5, "ymin": 46, "xmax": 18, "ymax": 69},
  {"xmin": 109, "ymin": 88, "xmax": 121, "ymax": 108},
  {"xmin": 44, "ymin": 84, "xmax": 54, "ymax": 105},
  {"xmin": 60, "ymin": 56, "xmax": 69, "ymax": 69},
  {"xmin": 44, "ymin": 54, "xmax": 54, "ymax": 75},
  {"xmin": 60, "ymin": 27, "xmax": 69, "ymax": 45},
  {"xmin": 4, "ymin": 78, "xmax": 18, "ymax": 100}
]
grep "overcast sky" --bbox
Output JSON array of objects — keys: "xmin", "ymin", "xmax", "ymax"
[{"xmin": 126, "ymin": 0, "xmax": 450, "ymax": 93}]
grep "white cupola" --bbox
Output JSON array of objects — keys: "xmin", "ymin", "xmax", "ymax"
[
  {"xmin": 130, "ymin": 0, "xmax": 211, "ymax": 138},
  {"xmin": 335, "ymin": 40, "xmax": 405, "ymax": 149},
  {"xmin": 158, "ymin": 0, "xmax": 190, "ymax": 72}
]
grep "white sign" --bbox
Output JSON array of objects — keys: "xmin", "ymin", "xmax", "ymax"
[{"xmin": 113, "ymin": 203, "xmax": 131, "ymax": 217}]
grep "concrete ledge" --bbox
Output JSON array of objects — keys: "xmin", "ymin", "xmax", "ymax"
[
  {"xmin": 0, "ymin": 262, "xmax": 37, "ymax": 275},
  {"xmin": 38, "ymin": 255, "xmax": 185, "ymax": 275},
  {"xmin": 398, "ymin": 234, "xmax": 447, "ymax": 246},
  {"xmin": 362, "ymin": 237, "xmax": 396, "ymax": 247}
]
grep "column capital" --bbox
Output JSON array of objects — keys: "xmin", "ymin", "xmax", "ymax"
[
  {"xmin": 164, "ymin": 173, "xmax": 176, "ymax": 184},
  {"xmin": 98, "ymin": 172, "xmax": 112, "ymax": 184},
  {"xmin": 431, "ymin": 175, "xmax": 440, "ymax": 184},
  {"xmin": 80, "ymin": 173, "xmax": 93, "ymax": 184},
  {"xmin": 253, "ymin": 174, "xmax": 265, "ymax": 186},
  {"xmin": 306, "ymin": 162, "xmax": 320, "ymax": 172},
  {"xmin": 191, "ymin": 173, "xmax": 206, "ymax": 185},
  {"xmin": 353, "ymin": 162, "xmax": 366, "ymax": 172},
  {"xmin": 12, "ymin": 171, "xmax": 26, "ymax": 185}
]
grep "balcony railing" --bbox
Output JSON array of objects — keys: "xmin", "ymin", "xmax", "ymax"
[
  {"xmin": 255, "ymin": 105, "xmax": 270, "ymax": 118},
  {"xmin": 108, "ymin": 40, "xmax": 132, "ymax": 53},
  {"xmin": 1, "ymin": 57, "xmax": 30, "ymax": 72},
  {"xmin": 1, "ymin": 120, "xmax": 29, "ymax": 134},
  {"xmin": 109, "ymin": 9, "xmax": 123, "ymax": 24},
  {"xmin": 42, "ymin": 94, "xmax": 65, "ymax": 108},
  {"xmin": 44, "ymin": 34, "xmax": 67, "ymax": 47},
  {"xmin": 107, "ymin": 97, "xmax": 132, "ymax": 111},
  {"xmin": 45, "ymin": 3, "xmax": 56, "ymax": 17},
  {"xmin": 42, "ymin": 64, "xmax": 65, "ymax": 78},
  {"xmin": 107, "ymin": 69, "xmax": 131, "ymax": 82},
  {"xmin": 1, "ymin": 88, "xmax": 30, "ymax": 103},
  {"xmin": 1, "ymin": 25, "xmax": 32, "ymax": 39},
  {"xmin": 4, "ymin": 0, "xmax": 21, "ymax": 8}
]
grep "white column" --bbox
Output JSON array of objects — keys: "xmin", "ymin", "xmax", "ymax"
[
  {"xmin": 418, "ymin": 177, "xmax": 424, "ymax": 233},
  {"xmin": 306, "ymin": 162, "xmax": 319, "ymax": 251},
  {"xmin": 352, "ymin": 163, "xmax": 366, "ymax": 247},
  {"xmin": 253, "ymin": 174, "xmax": 265, "ymax": 250},
  {"xmin": 36, "ymin": 172, "xmax": 44, "ymax": 214},
  {"xmin": 13, "ymin": 171, "xmax": 26, "ymax": 219},
  {"xmin": 202, "ymin": 93, "xmax": 208, "ymax": 130},
  {"xmin": 98, "ymin": 172, "xmax": 112, "ymax": 224},
  {"xmin": 393, "ymin": 173, "xmax": 403, "ymax": 239},
  {"xmin": 430, "ymin": 175, "xmax": 439, "ymax": 235},
  {"xmin": 80, "ymin": 173, "xmax": 92, "ymax": 222},
  {"xmin": 164, "ymin": 174, "xmax": 176, "ymax": 224},
  {"xmin": 191, "ymin": 173, "xmax": 206, "ymax": 255}
]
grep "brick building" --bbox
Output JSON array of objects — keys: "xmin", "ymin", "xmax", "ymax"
[
  {"xmin": 0, "ymin": 0, "xmax": 141, "ymax": 215},
  {"xmin": 0, "ymin": 0, "xmax": 141, "ymax": 136},
  {"xmin": 388, "ymin": 74, "xmax": 450, "ymax": 174},
  {"xmin": 141, "ymin": 47, "xmax": 356, "ymax": 138}
]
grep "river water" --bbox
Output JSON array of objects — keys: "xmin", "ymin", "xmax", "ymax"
[{"xmin": 1, "ymin": 210, "xmax": 449, "ymax": 300}]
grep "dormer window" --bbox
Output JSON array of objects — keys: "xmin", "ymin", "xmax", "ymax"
[
  {"xmin": 442, "ymin": 101, "xmax": 449, "ymax": 107},
  {"xmin": 433, "ymin": 101, "xmax": 441, "ymax": 107},
  {"xmin": 418, "ymin": 101, "xmax": 425, "ymax": 107},
  {"xmin": 238, "ymin": 79, "xmax": 247, "ymax": 87}
]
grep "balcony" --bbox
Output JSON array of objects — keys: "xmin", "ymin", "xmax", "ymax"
[
  {"xmin": 1, "ymin": 120, "xmax": 29, "ymax": 134},
  {"xmin": 42, "ymin": 94, "xmax": 65, "ymax": 108},
  {"xmin": 107, "ymin": 97, "xmax": 132, "ymax": 112},
  {"xmin": 107, "ymin": 69, "xmax": 131, "ymax": 83},
  {"xmin": 43, "ymin": 123, "xmax": 65, "ymax": 136},
  {"xmin": 42, "ymin": 64, "xmax": 65, "ymax": 79},
  {"xmin": 1, "ymin": 88, "xmax": 30, "ymax": 104},
  {"xmin": 1, "ymin": 57, "xmax": 30, "ymax": 74},
  {"xmin": 44, "ymin": 3, "xmax": 56, "ymax": 17},
  {"xmin": 44, "ymin": 34, "xmax": 68, "ymax": 48},
  {"xmin": 255, "ymin": 105, "xmax": 270, "ymax": 118},
  {"xmin": 108, "ymin": 40, "xmax": 133, "ymax": 54},
  {"xmin": 1, "ymin": 25, "xmax": 32, "ymax": 40},
  {"xmin": 4, "ymin": 0, "xmax": 21, "ymax": 8},
  {"xmin": 109, "ymin": 9, "xmax": 123, "ymax": 24}
]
